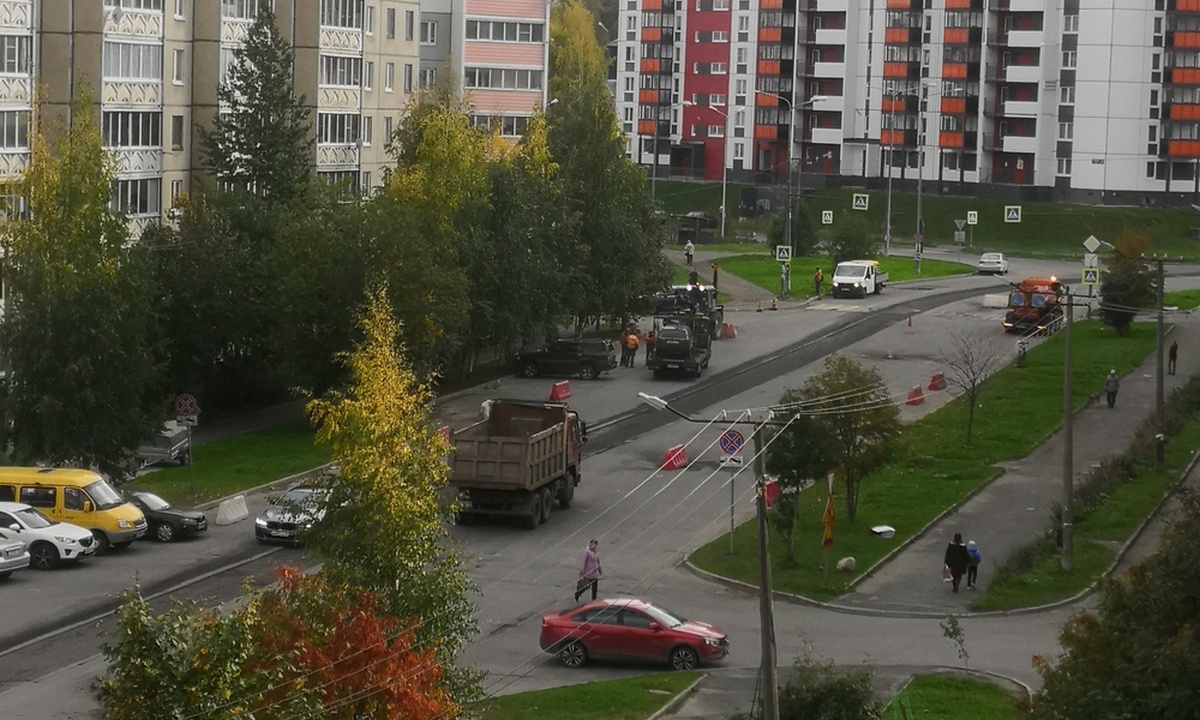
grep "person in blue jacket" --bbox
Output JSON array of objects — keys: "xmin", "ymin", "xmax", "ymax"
[{"xmin": 966, "ymin": 540, "xmax": 983, "ymax": 590}]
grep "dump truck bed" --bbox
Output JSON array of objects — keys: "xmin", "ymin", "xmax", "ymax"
[{"xmin": 450, "ymin": 402, "xmax": 568, "ymax": 492}]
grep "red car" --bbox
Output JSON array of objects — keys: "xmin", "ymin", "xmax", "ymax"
[{"xmin": 539, "ymin": 598, "xmax": 729, "ymax": 670}]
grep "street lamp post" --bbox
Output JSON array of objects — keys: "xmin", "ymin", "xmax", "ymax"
[
  {"xmin": 882, "ymin": 89, "xmax": 901, "ymax": 257},
  {"xmin": 638, "ymin": 392, "xmax": 784, "ymax": 720},
  {"xmin": 755, "ymin": 91, "xmax": 827, "ymax": 256},
  {"xmin": 683, "ymin": 101, "xmax": 730, "ymax": 238}
]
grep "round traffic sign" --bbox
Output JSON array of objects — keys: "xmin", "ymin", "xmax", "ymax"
[
  {"xmin": 719, "ymin": 429, "xmax": 745, "ymax": 455},
  {"xmin": 174, "ymin": 393, "xmax": 199, "ymax": 417}
]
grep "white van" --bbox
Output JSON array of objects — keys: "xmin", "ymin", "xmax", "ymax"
[{"xmin": 831, "ymin": 260, "xmax": 888, "ymax": 298}]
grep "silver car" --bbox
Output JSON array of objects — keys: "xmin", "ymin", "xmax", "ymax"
[
  {"xmin": 0, "ymin": 527, "xmax": 31, "ymax": 579},
  {"xmin": 977, "ymin": 252, "xmax": 1009, "ymax": 275}
]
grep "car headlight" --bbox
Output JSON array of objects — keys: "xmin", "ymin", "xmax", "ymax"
[
  {"xmin": 118, "ymin": 519, "xmax": 131, "ymax": 529},
  {"xmin": 703, "ymin": 637, "xmax": 722, "ymax": 647},
  {"xmin": 54, "ymin": 536, "xmax": 74, "ymax": 544},
  {"xmin": 255, "ymin": 517, "xmax": 268, "ymax": 527},
  {"xmin": 181, "ymin": 518, "xmax": 197, "ymax": 525}
]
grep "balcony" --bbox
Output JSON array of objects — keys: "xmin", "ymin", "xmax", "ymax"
[
  {"xmin": 813, "ymin": 27, "xmax": 847, "ymax": 45},
  {"xmin": 812, "ymin": 60, "xmax": 845, "ymax": 77},
  {"xmin": 882, "ymin": 96, "xmax": 908, "ymax": 113},
  {"xmin": 1168, "ymin": 103, "xmax": 1200, "ymax": 120},
  {"xmin": 938, "ymin": 131, "xmax": 980, "ymax": 148},
  {"xmin": 1002, "ymin": 99, "xmax": 1039, "ymax": 117},
  {"xmin": 755, "ymin": 124, "xmax": 780, "ymax": 140},
  {"xmin": 885, "ymin": 27, "xmax": 916, "ymax": 44},
  {"xmin": 0, "ymin": 150, "xmax": 29, "ymax": 179},
  {"xmin": 761, "ymin": 0, "xmax": 783, "ymax": 8},
  {"xmin": 1170, "ymin": 67, "xmax": 1200, "ymax": 85},
  {"xmin": 945, "ymin": 0, "xmax": 983, "ymax": 8},
  {"xmin": 1001, "ymin": 134, "xmax": 1040, "ymax": 154},
  {"xmin": 1168, "ymin": 139, "xmax": 1200, "ymax": 157},
  {"xmin": 316, "ymin": 144, "xmax": 359, "ymax": 168},
  {"xmin": 1172, "ymin": 31, "xmax": 1200, "ymax": 48},
  {"xmin": 811, "ymin": 127, "xmax": 842, "ymax": 145},
  {"xmin": 639, "ymin": 88, "xmax": 670, "ymax": 104},
  {"xmin": 990, "ymin": 0, "xmax": 1048, "ymax": 10},
  {"xmin": 885, "ymin": 0, "xmax": 919, "ymax": 8},
  {"xmin": 758, "ymin": 60, "xmax": 782, "ymax": 75},
  {"xmin": 1173, "ymin": 0, "xmax": 1200, "ymax": 10},
  {"xmin": 1005, "ymin": 64, "xmax": 1042, "ymax": 84},
  {"xmin": 1006, "ymin": 30, "xmax": 1044, "ymax": 47},
  {"xmin": 880, "ymin": 128, "xmax": 917, "ymax": 146},
  {"xmin": 641, "ymin": 27, "xmax": 662, "ymax": 42},
  {"xmin": 883, "ymin": 61, "xmax": 921, "ymax": 79}
]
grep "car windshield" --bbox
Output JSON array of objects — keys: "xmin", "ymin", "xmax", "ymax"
[
  {"xmin": 981, "ymin": 254, "xmax": 1001, "ymax": 262},
  {"xmin": 85, "ymin": 479, "xmax": 126, "ymax": 510},
  {"xmin": 279, "ymin": 487, "xmax": 322, "ymax": 509},
  {"xmin": 134, "ymin": 492, "xmax": 171, "ymax": 511},
  {"xmin": 15, "ymin": 506, "xmax": 55, "ymax": 529},
  {"xmin": 836, "ymin": 265, "xmax": 866, "ymax": 278},
  {"xmin": 642, "ymin": 603, "xmax": 686, "ymax": 629}
]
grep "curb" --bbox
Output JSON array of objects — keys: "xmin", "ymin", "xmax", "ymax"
[{"xmin": 645, "ymin": 672, "xmax": 708, "ymax": 720}]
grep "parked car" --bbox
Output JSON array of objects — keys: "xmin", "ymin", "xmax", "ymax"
[
  {"xmin": 0, "ymin": 501, "xmax": 95, "ymax": 570},
  {"xmin": 0, "ymin": 526, "xmax": 31, "ymax": 579},
  {"xmin": 539, "ymin": 597, "xmax": 729, "ymax": 670},
  {"xmin": 977, "ymin": 252, "xmax": 1010, "ymax": 275},
  {"xmin": 123, "ymin": 491, "xmax": 208, "ymax": 542},
  {"xmin": 516, "ymin": 339, "xmax": 618, "ymax": 381},
  {"xmin": 254, "ymin": 484, "xmax": 328, "ymax": 546}
]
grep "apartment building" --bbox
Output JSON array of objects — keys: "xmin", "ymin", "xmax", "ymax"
[
  {"xmin": 418, "ymin": 0, "xmax": 551, "ymax": 138},
  {"xmin": 7, "ymin": 0, "xmax": 418, "ymax": 233},
  {"xmin": 617, "ymin": 0, "xmax": 1200, "ymax": 208}
]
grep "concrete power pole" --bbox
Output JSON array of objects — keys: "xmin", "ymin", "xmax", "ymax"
[
  {"xmin": 1157, "ymin": 258, "xmax": 1165, "ymax": 470},
  {"xmin": 753, "ymin": 424, "xmax": 779, "ymax": 720},
  {"xmin": 1061, "ymin": 290, "xmax": 1074, "ymax": 571}
]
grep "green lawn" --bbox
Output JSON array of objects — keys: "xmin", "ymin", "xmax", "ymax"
[
  {"xmin": 128, "ymin": 419, "xmax": 328, "ymax": 505},
  {"xmin": 689, "ymin": 321, "xmax": 1157, "ymax": 602},
  {"xmin": 711, "ymin": 252, "xmax": 972, "ymax": 297},
  {"xmin": 477, "ymin": 672, "xmax": 700, "ymax": 720},
  {"xmin": 655, "ymin": 179, "xmax": 1200, "ymax": 260},
  {"xmin": 889, "ymin": 675, "xmax": 1022, "ymax": 720},
  {"xmin": 1164, "ymin": 289, "xmax": 1200, "ymax": 311}
]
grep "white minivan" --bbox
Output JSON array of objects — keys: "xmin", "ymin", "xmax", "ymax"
[{"xmin": 0, "ymin": 501, "xmax": 97, "ymax": 570}]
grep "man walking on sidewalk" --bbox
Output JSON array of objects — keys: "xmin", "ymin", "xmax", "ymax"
[
  {"xmin": 1169, "ymin": 341, "xmax": 1178, "ymax": 376},
  {"xmin": 1105, "ymin": 370, "xmax": 1121, "ymax": 408}
]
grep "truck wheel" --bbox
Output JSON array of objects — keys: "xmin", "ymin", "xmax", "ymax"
[
  {"xmin": 523, "ymin": 496, "xmax": 541, "ymax": 530},
  {"xmin": 579, "ymin": 363, "xmax": 598, "ymax": 381},
  {"xmin": 558, "ymin": 478, "xmax": 575, "ymax": 509},
  {"xmin": 520, "ymin": 361, "xmax": 541, "ymax": 378},
  {"xmin": 538, "ymin": 488, "xmax": 553, "ymax": 524}
]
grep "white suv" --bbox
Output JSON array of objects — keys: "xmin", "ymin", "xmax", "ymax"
[{"xmin": 0, "ymin": 501, "xmax": 97, "ymax": 570}]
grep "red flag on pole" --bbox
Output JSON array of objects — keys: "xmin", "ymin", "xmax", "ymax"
[{"xmin": 821, "ymin": 473, "xmax": 835, "ymax": 548}]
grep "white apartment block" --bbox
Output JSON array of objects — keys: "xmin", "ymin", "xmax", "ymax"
[
  {"xmin": 2, "ymin": 0, "xmax": 419, "ymax": 234},
  {"xmin": 617, "ymin": 0, "xmax": 1200, "ymax": 207}
]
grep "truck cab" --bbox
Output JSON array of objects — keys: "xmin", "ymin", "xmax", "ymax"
[
  {"xmin": 831, "ymin": 260, "xmax": 887, "ymax": 298},
  {"xmin": 1003, "ymin": 277, "xmax": 1065, "ymax": 334}
]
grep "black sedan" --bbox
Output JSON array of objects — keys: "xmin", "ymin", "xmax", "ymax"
[{"xmin": 124, "ymin": 490, "xmax": 208, "ymax": 542}]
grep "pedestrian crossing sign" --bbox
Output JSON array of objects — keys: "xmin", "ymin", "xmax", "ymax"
[
  {"xmin": 1004, "ymin": 205, "xmax": 1022, "ymax": 223},
  {"xmin": 852, "ymin": 193, "xmax": 869, "ymax": 211},
  {"xmin": 1082, "ymin": 268, "xmax": 1100, "ymax": 286},
  {"xmin": 775, "ymin": 245, "xmax": 792, "ymax": 262},
  {"xmin": 822, "ymin": 210, "xmax": 834, "ymax": 225}
]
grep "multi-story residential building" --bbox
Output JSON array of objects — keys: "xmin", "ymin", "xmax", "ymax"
[
  {"xmin": 9, "ymin": 0, "xmax": 418, "ymax": 233},
  {"xmin": 418, "ymin": 0, "xmax": 551, "ymax": 138},
  {"xmin": 617, "ymin": 0, "xmax": 1200, "ymax": 209}
]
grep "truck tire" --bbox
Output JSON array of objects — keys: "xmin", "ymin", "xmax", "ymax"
[
  {"xmin": 538, "ymin": 488, "xmax": 553, "ymax": 524},
  {"xmin": 521, "ymin": 361, "xmax": 541, "ymax": 378},
  {"xmin": 558, "ymin": 477, "xmax": 575, "ymax": 509},
  {"xmin": 579, "ymin": 363, "xmax": 598, "ymax": 381},
  {"xmin": 523, "ymin": 495, "xmax": 541, "ymax": 530}
]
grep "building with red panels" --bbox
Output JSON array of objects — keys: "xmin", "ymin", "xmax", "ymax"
[{"xmin": 679, "ymin": 2, "xmax": 733, "ymax": 181}]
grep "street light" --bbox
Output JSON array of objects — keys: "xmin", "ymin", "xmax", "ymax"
[
  {"xmin": 639, "ymin": 392, "xmax": 784, "ymax": 720},
  {"xmin": 880, "ymin": 87, "xmax": 904, "ymax": 258},
  {"xmin": 913, "ymin": 82, "xmax": 962, "ymax": 272},
  {"xmin": 682, "ymin": 100, "xmax": 730, "ymax": 238},
  {"xmin": 755, "ymin": 91, "xmax": 828, "ymax": 256}
]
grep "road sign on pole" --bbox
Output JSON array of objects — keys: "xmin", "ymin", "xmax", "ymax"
[
  {"xmin": 852, "ymin": 193, "xmax": 869, "ymax": 211},
  {"xmin": 1083, "ymin": 252, "xmax": 1099, "ymax": 268},
  {"xmin": 775, "ymin": 245, "xmax": 792, "ymax": 262},
  {"xmin": 821, "ymin": 210, "xmax": 834, "ymax": 225},
  {"xmin": 966, "ymin": 210, "xmax": 979, "ymax": 226},
  {"xmin": 719, "ymin": 429, "xmax": 745, "ymax": 455},
  {"xmin": 1004, "ymin": 205, "xmax": 1022, "ymax": 223},
  {"xmin": 1082, "ymin": 268, "xmax": 1100, "ymax": 286},
  {"xmin": 174, "ymin": 393, "xmax": 199, "ymax": 418}
]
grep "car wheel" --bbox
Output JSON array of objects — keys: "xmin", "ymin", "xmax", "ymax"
[
  {"xmin": 538, "ymin": 488, "xmax": 553, "ymax": 524},
  {"xmin": 30, "ymin": 541, "xmax": 60, "ymax": 570},
  {"xmin": 91, "ymin": 530, "xmax": 110, "ymax": 555},
  {"xmin": 669, "ymin": 646, "xmax": 700, "ymax": 671},
  {"xmin": 520, "ymin": 361, "xmax": 541, "ymax": 379},
  {"xmin": 558, "ymin": 641, "xmax": 588, "ymax": 668},
  {"xmin": 156, "ymin": 522, "xmax": 177, "ymax": 542},
  {"xmin": 579, "ymin": 363, "xmax": 598, "ymax": 381}
]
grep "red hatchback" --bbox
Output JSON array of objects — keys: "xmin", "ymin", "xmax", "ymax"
[{"xmin": 539, "ymin": 598, "xmax": 729, "ymax": 670}]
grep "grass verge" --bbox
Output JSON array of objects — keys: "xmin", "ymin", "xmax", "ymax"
[
  {"xmin": 1164, "ymin": 289, "xmax": 1200, "ymax": 311},
  {"xmin": 128, "ymin": 419, "xmax": 328, "ymax": 506},
  {"xmin": 710, "ymin": 253, "xmax": 971, "ymax": 296},
  {"xmin": 689, "ymin": 321, "xmax": 1157, "ymax": 602},
  {"xmin": 889, "ymin": 674, "xmax": 1021, "ymax": 720},
  {"xmin": 477, "ymin": 671, "xmax": 701, "ymax": 720}
]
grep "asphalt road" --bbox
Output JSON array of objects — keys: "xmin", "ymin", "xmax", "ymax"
[{"xmin": 0, "ymin": 256, "xmax": 1178, "ymax": 717}]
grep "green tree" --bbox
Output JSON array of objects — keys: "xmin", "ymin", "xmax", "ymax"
[
  {"xmin": 0, "ymin": 93, "xmax": 160, "ymax": 477},
  {"xmin": 800, "ymin": 355, "xmax": 901, "ymax": 522},
  {"xmin": 767, "ymin": 201, "xmax": 819, "ymax": 257},
  {"xmin": 305, "ymin": 286, "xmax": 478, "ymax": 701},
  {"xmin": 198, "ymin": 5, "xmax": 312, "ymax": 205},
  {"xmin": 1031, "ymin": 489, "xmax": 1200, "ymax": 719},
  {"xmin": 547, "ymin": 0, "xmax": 671, "ymax": 328},
  {"xmin": 826, "ymin": 214, "xmax": 879, "ymax": 265},
  {"xmin": 766, "ymin": 391, "xmax": 836, "ymax": 565},
  {"xmin": 1098, "ymin": 229, "xmax": 1154, "ymax": 337}
]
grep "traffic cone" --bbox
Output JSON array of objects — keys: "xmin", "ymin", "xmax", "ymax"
[
  {"xmin": 770, "ymin": 298, "xmax": 778, "ymax": 311},
  {"xmin": 757, "ymin": 301, "xmax": 763, "ymax": 312}
]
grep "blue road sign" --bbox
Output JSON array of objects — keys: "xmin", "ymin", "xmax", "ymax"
[{"xmin": 719, "ymin": 429, "xmax": 745, "ymax": 455}]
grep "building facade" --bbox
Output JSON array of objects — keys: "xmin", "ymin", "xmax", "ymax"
[
  {"xmin": 616, "ymin": 0, "xmax": 1200, "ymax": 207},
  {"xmin": 6, "ymin": 0, "xmax": 419, "ymax": 232}
]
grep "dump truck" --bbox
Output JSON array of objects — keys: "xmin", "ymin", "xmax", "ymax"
[
  {"xmin": 647, "ymin": 313, "xmax": 714, "ymax": 379},
  {"xmin": 136, "ymin": 421, "xmax": 191, "ymax": 467},
  {"xmin": 831, "ymin": 260, "xmax": 888, "ymax": 298},
  {"xmin": 1003, "ymin": 276, "xmax": 1065, "ymax": 334},
  {"xmin": 654, "ymin": 282, "xmax": 724, "ymax": 338},
  {"xmin": 449, "ymin": 400, "xmax": 587, "ymax": 530}
]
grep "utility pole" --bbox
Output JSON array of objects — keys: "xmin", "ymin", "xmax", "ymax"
[
  {"xmin": 884, "ymin": 91, "xmax": 896, "ymax": 257},
  {"xmin": 1156, "ymin": 258, "xmax": 1165, "ymax": 470},
  {"xmin": 1061, "ymin": 289, "xmax": 1074, "ymax": 571},
  {"xmin": 753, "ymin": 423, "xmax": 779, "ymax": 720}
]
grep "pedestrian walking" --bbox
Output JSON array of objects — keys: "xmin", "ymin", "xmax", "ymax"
[
  {"xmin": 684, "ymin": 240, "xmax": 695, "ymax": 266},
  {"xmin": 813, "ymin": 266, "xmax": 823, "ymax": 297},
  {"xmin": 624, "ymin": 330, "xmax": 640, "ymax": 368},
  {"xmin": 966, "ymin": 540, "xmax": 982, "ymax": 590},
  {"xmin": 943, "ymin": 532, "xmax": 970, "ymax": 593},
  {"xmin": 574, "ymin": 539, "xmax": 602, "ymax": 602},
  {"xmin": 1105, "ymin": 369, "xmax": 1120, "ymax": 408},
  {"xmin": 1169, "ymin": 340, "xmax": 1178, "ymax": 375},
  {"xmin": 644, "ymin": 329, "xmax": 656, "ymax": 364},
  {"xmin": 619, "ymin": 328, "xmax": 632, "ymax": 368}
]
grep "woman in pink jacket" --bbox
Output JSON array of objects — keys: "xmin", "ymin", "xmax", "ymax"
[{"xmin": 574, "ymin": 539, "xmax": 602, "ymax": 602}]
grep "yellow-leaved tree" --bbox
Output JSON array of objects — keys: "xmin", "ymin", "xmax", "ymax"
[{"xmin": 305, "ymin": 283, "xmax": 478, "ymax": 701}]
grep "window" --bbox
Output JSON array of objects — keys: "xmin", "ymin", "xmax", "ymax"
[
  {"xmin": 420, "ymin": 20, "xmax": 437, "ymax": 44},
  {"xmin": 174, "ymin": 0, "xmax": 184, "ymax": 18},
  {"xmin": 105, "ymin": 0, "xmax": 164, "ymax": 9},
  {"xmin": 1062, "ymin": 50, "xmax": 1076, "ymax": 68},
  {"xmin": 362, "ymin": 115, "xmax": 372, "ymax": 145},
  {"xmin": 170, "ymin": 179, "xmax": 182, "ymax": 202},
  {"xmin": 363, "ymin": 60, "xmax": 373, "ymax": 90},
  {"xmin": 64, "ymin": 487, "xmax": 87, "ymax": 511},
  {"xmin": 171, "ymin": 114, "xmax": 183, "ymax": 149},
  {"xmin": 1058, "ymin": 121, "xmax": 1073, "ymax": 140},
  {"xmin": 419, "ymin": 67, "xmax": 437, "ymax": 88},
  {"xmin": 102, "ymin": 41, "xmax": 163, "ymax": 81},
  {"xmin": 1063, "ymin": 14, "xmax": 1078, "ymax": 32},
  {"xmin": 384, "ymin": 62, "xmax": 394, "ymax": 91},
  {"xmin": 319, "ymin": 0, "xmax": 363, "ymax": 29},
  {"xmin": 471, "ymin": 114, "xmax": 531, "ymax": 137},
  {"xmin": 386, "ymin": 7, "xmax": 395, "ymax": 38},
  {"xmin": 711, "ymin": 31, "xmax": 728, "ymax": 42},
  {"xmin": 1060, "ymin": 86, "xmax": 1075, "ymax": 104},
  {"xmin": 712, "ymin": 62, "xmax": 727, "ymax": 74},
  {"xmin": 462, "ymin": 67, "xmax": 544, "ymax": 91},
  {"xmin": 20, "ymin": 486, "xmax": 55, "ymax": 509},
  {"xmin": 0, "ymin": 110, "xmax": 29, "ymax": 149},
  {"xmin": 102, "ymin": 111, "xmax": 162, "ymax": 148},
  {"xmin": 405, "ymin": 10, "xmax": 414, "ymax": 40},
  {"xmin": 403, "ymin": 63, "xmax": 413, "ymax": 93},
  {"xmin": 383, "ymin": 115, "xmax": 393, "ymax": 143},
  {"xmin": 320, "ymin": 54, "xmax": 362, "ymax": 86},
  {"xmin": 172, "ymin": 48, "xmax": 183, "ymax": 84},
  {"xmin": 360, "ymin": 171, "xmax": 371, "ymax": 194},
  {"xmin": 733, "ymin": 141, "xmax": 744, "ymax": 160},
  {"xmin": 1057, "ymin": 157, "xmax": 1072, "ymax": 175},
  {"xmin": 221, "ymin": 0, "xmax": 263, "ymax": 20},
  {"xmin": 112, "ymin": 179, "xmax": 162, "ymax": 216},
  {"xmin": 317, "ymin": 112, "xmax": 360, "ymax": 144},
  {"xmin": 364, "ymin": 5, "xmax": 374, "ymax": 33},
  {"xmin": 708, "ymin": 124, "xmax": 723, "ymax": 137},
  {"xmin": 464, "ymin": 20, "xmax": 545, "ymax": 42}
]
